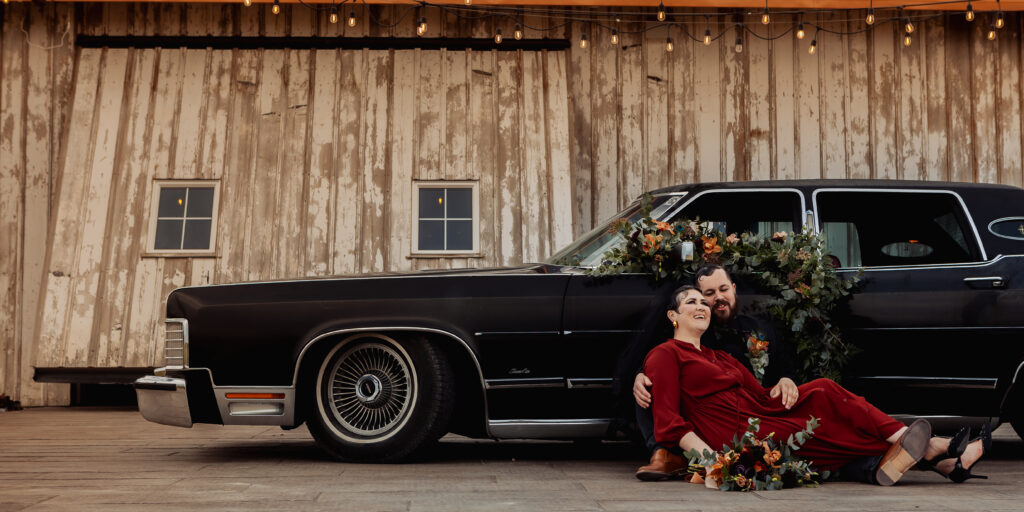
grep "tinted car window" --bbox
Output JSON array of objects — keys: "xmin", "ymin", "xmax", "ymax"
[
  {"xmin": 666, "ymin": 190, "xmax": 803, "ymax": 235},
  {"xmin": 817, "ymin": 191, "xmax": 981, "ymax": 267}
]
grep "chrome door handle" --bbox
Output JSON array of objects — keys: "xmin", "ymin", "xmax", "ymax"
[{"xmin": 963, "ymin": 276, "xmax": 1006, "ymax": 289}]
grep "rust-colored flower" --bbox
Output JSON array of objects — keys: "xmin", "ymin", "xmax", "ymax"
[
  {"xmin": 796, "ymin": 282, "xmax": 811, "ymax": 296},
  {"xmin": 734, "ymin": 474, "xmax": 747, "ymax": 487},
  {"xmin": 689, "ymin": 472, "xmax": 704, "ymax": 484},
  {"xmin": 726, "ymin": 233, "xmax": 740, "ymax": 245},
  {"xmin": 796, "ymin": 248, "xmax": 812, "ymax": 261},
  {"xmin": 764, "ymin": 449, "xmax": 782, "ymax": 465},
  {"xmin": 655, "ymin": 220, "xmax": 674, "ymax": 233},
  {"xmin": 642, "ymin": 233, "xmax": 661, "ymax": 252},
  {"xmin": 754, "ymin": 461, "xmax": 767, "ymax": 473},
  {"xmin": 701, "ymin": 236, "xmax": 723, "ymax": 255},
  {"xmin": 772, "ymin": 231, "xmax": 788, "ymax": 243}
]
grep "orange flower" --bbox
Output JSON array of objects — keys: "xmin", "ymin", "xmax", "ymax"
[
  {"xmin": 772, "ymin": 231, "xmax": 788, "ymax": 242},
  {"xmin": 655, "ymin": 220, "xmax": 674, "ymax": 233},
  {"xmin": 796, "ymin": 282, "xmax": 811, "ymax": 296},
  {"xmin": 734, "ymin": 474, "xmax": 747, "ymax": 487},
  {"xmin": 754, "ymin": 461, "xmax": 767, "ymax": 473},
  {"xmin": 701, "ymin": 236, "xmax": 723, "ymax": 255},
  {"xmin": 642, "ymin": 233, "xmax": 661, "ymax": 252},
  {"xmin": 689, "ymin": 472, "xmax": 704, "ymax": 484},
  {"xmin": 726, "ymin": 233, "xmax": 740, "ymax": 245},
  {"xmin": 764, "ymin": 449, "xmax": 782, "ymax": 465}
]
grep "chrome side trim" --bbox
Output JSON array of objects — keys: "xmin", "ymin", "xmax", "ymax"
[
  {"xmin": 485, "ymin": 378, "xmax": 564, "ymax": 389},
  {"xmin": 987, "ymin": 216, "xmax": 1024, "ymax": 240},
  {"xmin": 214, "ymin": 386, "xmax": 295, "ymax": 426},
  {"xmin": 292, "ymin": 326, "xmax": 491, "ymax": 436},
  {"xmin": 856, "ymin": 376, "xmax": 998, "ymax": 390},
  {"xmin": 488, "ymin": 418, "xmax": 613, "ymax": 439},
  {"xmin": 1012, "ymin": 361, "xmax": 1024, "ymax": 385},
  {"xmin": 834, "ymin": 253, "xmax": 1023, "ymax": 273},
  {"xmin": 811, "ymin": 187, "xmax": 989, "ymax": 262},
  {"xmin": 566, "ymin": 378, "xmax": 613, "ymax": 389}
]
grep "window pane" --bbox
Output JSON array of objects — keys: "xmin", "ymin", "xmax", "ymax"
[
  {"xmin": 158, "ymin": 188, "xmax": 187, "ymax": 217},
  {"xmin": 418, "ymin": 220, "xmax": 444, "ymax": 250},
  {"xmin": 182, "ymin": 219, "xmax": 212, "ymax": 250},
  {"xmin": 672, "ymin": 191, "xmax": 801, "ymax": 235},
  {"xmin": 186, "ymin": 187, "xmax": 215, "ymax": 217},
  {"xmin": 419, "ymin": 188, "xmax": 444, "ymax": 219},
  {"xmin": 446, "ymin": 188, "xmax": 473, "ymax": 218},
  {"xmin": 154, "ymin": 219, "xmax": 183, "ymax": 250},
  {"xmin": 447, "ymin": 220, "xmax": 473, "ymax": 250}
]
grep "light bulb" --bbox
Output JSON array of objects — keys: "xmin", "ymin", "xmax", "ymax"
[
  {"xmin": 904, "ymin": 32, "xmax": 912, "ymax": 47},
  {"xmin": 997, "ymin": 12, "xmax": 1005, "ymax": 29},
  {"xmin": 243, "ymin": 0, "xmax": 251, "ymax": 7},
  {"xmin": 272, "ymin": 0, "xmax": 280, "ymax": 15},
  {"xmin": 735, "ymin": 36, "xmax": 743, "ymax": 54},
  {"xmin": 988, "ymin": 25, "xmax": 997, "ymax": 40},
  {"xmin": 514, "ymin": 23, "xmax": 523, "ymax": 40},
  {"xmin": 417, "ymin": 17, "xmax": 427, "ymax": 36},
  {"xmin": 809, "ymin": 39, "xmax": 817, "ymax": 55},
  {"xmin": 762, "ymin": 10, "xmax": 770, "ymax": 26},
  {"xmin": 703, "ymin": 29, "xmax": 712, "ymax": 46},
  {"xmin": 666, "ymin": 37, "xmax": 674, "ymax": 52},
  {"xmin": 494, "ymin": 29, "xmax": 502, "ymax": 44},
  {"xmin": 348, "ymin": 12, "xmax": 357, "ymax": 28},
  {"xmin": 657, "ymin": 3, "xmax": 666, "ymax": 22},
  {"xmin": 465, "ymin": 0, "xmax": 471, "ymax": 5},
  {"xmin": 905, "ymin": 19, "xmax": 914, "ymax": 34},
  {"xmin": 580, "ymin": 33, "xmax": 588, "ymax": 49},
  {"xmin": 330, "ymin": 9, "xmax": 338, "ymax": 24},
  {"xmin": 866, "ymin": 10, "xmax": 875, "ymax": 26},
  {"xmin": 796, "ymin": 23, "xmax": 805, "ymax": 40},
  {"xmin": 611, "ymin": 29, "xmax": 619, "ymax": 45},
  {"xmin": 966, "ymin": 3, "xmax": 975, "ymax": 22}
]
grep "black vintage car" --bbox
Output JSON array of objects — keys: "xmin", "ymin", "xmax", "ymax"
[{"xmin": 135, "ymin": 180, "xmax": 1024, "ymax": 462}]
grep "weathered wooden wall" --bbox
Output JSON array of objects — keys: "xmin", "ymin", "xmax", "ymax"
[{"xmin": 3, "ymin": 2, "xmax": 1024, "ymax": 405}]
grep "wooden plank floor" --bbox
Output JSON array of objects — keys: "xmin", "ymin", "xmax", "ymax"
[{"xmin": 1, "ymin": 407, "xmax": 1023, "ymax": 511}]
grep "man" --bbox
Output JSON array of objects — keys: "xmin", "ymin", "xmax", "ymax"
[{"xmin": 631, "ymin": 265, "xmax": 800, "ymax": 480}]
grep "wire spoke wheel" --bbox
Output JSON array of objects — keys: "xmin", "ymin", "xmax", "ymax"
[{"xmin": 328, "ymin": 342, "xmax": 413, "ymax": 436}]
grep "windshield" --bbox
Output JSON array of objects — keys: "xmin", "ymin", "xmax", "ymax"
[{"xmin": 546, "ymin": 194, "xmax": 685, "ymax": 267}]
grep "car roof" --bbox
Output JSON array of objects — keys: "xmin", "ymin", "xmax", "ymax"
[{"xmin": 648, "ymin": 179, "xmax": 1022, "ymax": 195}]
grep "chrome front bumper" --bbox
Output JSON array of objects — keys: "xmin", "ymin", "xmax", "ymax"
[{"xmin": 134, "ymin": 375, "xmax": 193, "ymax": 427}]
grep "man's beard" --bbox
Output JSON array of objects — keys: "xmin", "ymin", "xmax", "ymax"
[{"xmin": 712, "ymin": 296, "xmax": 741, "ymax": 325}]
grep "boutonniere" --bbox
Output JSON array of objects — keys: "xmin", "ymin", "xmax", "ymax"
[{"xmin": 745, "ymin": 331, "xmax": 770, "ymax": 384}]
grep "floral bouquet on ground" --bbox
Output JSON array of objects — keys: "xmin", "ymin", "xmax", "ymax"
[{"xmin": 684, "ymin": 416, "xmax": 828, "ymax": 491}]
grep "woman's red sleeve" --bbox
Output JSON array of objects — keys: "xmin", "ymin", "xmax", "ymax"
[{"xmin": 643, "ymin": 344, "xmax": 695, "ymax": 446}]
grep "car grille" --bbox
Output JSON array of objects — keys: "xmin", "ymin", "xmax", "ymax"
[{"xmin": 164, "ymin": 319, "xmax": 189, "ymax": 369}]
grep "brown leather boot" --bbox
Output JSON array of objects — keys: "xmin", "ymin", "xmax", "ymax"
[{"xmin": 635, "ymin": 448, "xmax": 688, "ymax": 481}]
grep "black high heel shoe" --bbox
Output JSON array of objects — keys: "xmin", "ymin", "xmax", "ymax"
[
  {"xmin": 917, "ymin": 426, "xmax": 970, "ymax": 477},
  {"xmin": 947, "ymin": 422, "xmax": 992, "ymax": 483}
]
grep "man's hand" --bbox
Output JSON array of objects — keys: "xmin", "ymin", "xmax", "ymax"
[
  {"xmin": 769, "ymin": 377, "xmax": 799, "ymax": 409},
  {"xmin": 633, "ymin": 373, "xmax": 653, "ymax": 408}
]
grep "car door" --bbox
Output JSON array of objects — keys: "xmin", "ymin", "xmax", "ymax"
[
  {"xmin": 814, "ymin": 188, "xmax": 1008, "ymax": 418},
  {"xmin": 559, "ymin": 187, "xmax": 807, "ymax": 419}
]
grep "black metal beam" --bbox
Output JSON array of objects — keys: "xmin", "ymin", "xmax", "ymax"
[
  {"xmin": 74, "ymin": 35, "xmax": 569, "ymax": 51},
  {"xmin": 34, "ymin": 367, "xmax": 156, "ymax": 385}
]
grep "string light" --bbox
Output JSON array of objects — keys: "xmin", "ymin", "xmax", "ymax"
[
  {"xmin": 996, "ymin": 12, "xmax": 1005, "ymax": 30},
  {"xmin": 657, "ymin": 2, "xmax": 666, "ymax": 22},
  {"xmin": 272, "ymin": 0, "xmax": 280, "ymax": 15},
  {"xmin": 348, "ymin": 11, "xmax": 357, "ymax": 28},
  {"xmin": 988, "ymin": 24, "xmax": 997, "ymax": 40},
  {"xmin": 735, "ymin": 35, "xmax": 743, "ymax": 54},
  {"xmin": 703, "ymin": 28, "xmax": 712, "ymax": 46},
  {"xmin": 761, "ymin": 3, "xmax": 770, "ymax": 26},
  {"xmin": 330, "ymin": 7, "xmax": 338, "ymax": 25},
  {"xmin": 904, "ymin": 31, "xmax": 912, "ymax": 47},
  {"xmin": 494, "ymin": 28, "xmax": 502, "ymax": 44},
  {"xmin": 904, "ymin": 18, "xmax": 914, "ymax": 34},
  {"xmin": 666, "ymin": 37, "xmax": 674, "ymax": 52},
  {"xmin": 966, "ymin": 3, "xmax": 975, "ymax": 22},
  {"xmin": 417, "ymin": 17, "xmax": 428, "ymax": 36},
  {"xmin": 514, "ymin": 23, "xmax": 523, "ymax": 41},
  {"xmin": 796, "ymin": 22, "xmax": 805, "ymax": 40},
  {"xmin": 809, "ymin": 37, "xmax": 817, "ymax": 55},
  {"xmin": 611, "ymin": 29, "xmax": 619, "ymax": 45},
  {"xmin": 243, "ymin": 0, "xmax": 251, "ymax": 7},
  {"xmin": 465, "ymin": 0, "xmax": 471, "ymax": 5},
  {"xmin": 866, "ymin": 0, "xmax": 875, "ymax": 26},
  {"xmin": 580, "ymin": 32, "xmax": 588, "ymax": 49}
]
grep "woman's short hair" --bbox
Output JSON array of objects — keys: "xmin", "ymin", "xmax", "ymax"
[{"xmin": 666, "ymin": 284, "xmax": 699, "ymax": 312}]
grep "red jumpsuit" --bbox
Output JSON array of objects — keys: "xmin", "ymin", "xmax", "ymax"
[{"xmin": 644, "ymin": 338, "xmax": 905, "ymax": 471}]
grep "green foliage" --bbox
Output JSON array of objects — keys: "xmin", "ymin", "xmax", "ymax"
[{"xmin": 585, "ymin": 193, "xmax": 861, "ymax": 381}]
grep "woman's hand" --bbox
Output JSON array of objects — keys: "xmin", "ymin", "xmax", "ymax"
[
  {"xmin": 769, "ymin": 377, "xmax": 799, "ymax": 409},
  {"xmin": 633, "ymin": 373, "xmax": 652, "ymax": 408}
]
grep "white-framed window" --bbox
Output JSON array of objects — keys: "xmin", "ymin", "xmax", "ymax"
[
  {"xmin": 412, "ymin": 181, "xmax": 479, "ymax": 255},
  {"xmin": 146, "ymin": 180, "xmax": 220, "ymax": 256}
]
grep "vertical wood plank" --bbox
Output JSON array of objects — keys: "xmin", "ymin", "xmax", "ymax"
[
  {"xmin": 567, "ymin": 16, "xmax": 592, "ymax": 237},
  {"xmin": 668, "ymin": 16, "xmax": 696, "ymax": 186},
  {"xmin": 871, "ymin": 19, "xmax": 898, "ymax": 180},
  {"xmin": 773, "ymin": 17, "xmax": 796, "ymax": 179},
  {"xmin": 645, "ymin": 24, "xmax": 669, "ymax": 190},
  {"xmin": 521, "ymin": 51, "xmax": 549, "ymax": 262},
  {"xmin": 272, "ymin": 49, "xmax": 310, "ymax": 278},
  {"xmin": 794, "ymin": 14, "xmax": 821, "ymax": 179},
  {"xmin": 619, "ymin": 23, "xmax": 644, "ymax": 204},
  {"xmin": 820, "ymin": 12, "xmax": 849, "ymax": 180},
  {"xmin": 997, "ymin": 18, "xmax": 1022, "ymax": 188},
  {"xmin": 172, "ymin": 50, "xmax": 208, "ymax": 179},
  {"xmin": 947, "ymin": 17, "xmax": 975, "ymax": 183},
  {"xmin": 305, "ymin": 50, "xmax": 339, "ymax": 276},
  {"xmin": 899, "ymin": 18, "xmax": 925, "ymax": 180},
  {"xmin": 246, "ymin": 49, "xmax": 285, "ymax": 281},
  {"xmin": 923, "ymin": 19, "xmax": 949, "ymax": 182},
  {"xmin": 747, "ymin": 21, "xmax": 771, "ymax": 181},
  {"xmin": 495, "ymin": 52, "xmax": 523, "ymax": 265},
  {"xmin": 722, "ymin": 20, "xmax": 748, "ymax": 182},
  {"xmin": 972, "ymin": 18, "xmax": 998, "ymax": 184},
  {"xmin": 845, "ymin": 20, "xmax": 871, "ymax": 179},
  {"xmin": 470, "ymin": 50, "xmax": 497, "ymax": 265},
  {"xmin": 545, "ymin": 51, "xmax": 574, "ymax": 254},
  {"xmin": 199, "ymin": 50, "xmax": 233, "ymax": 181},
  {"xmin": 332, "ymin": 50, "xmax": 365, "ymax": 275},
  {"xmin": 360, "ymin": 51, "xmax": 391, "ymax": 273},
  {"xmin": 694, "ymin": 20, "xmax": 722, "ymax": 183},
  {"xmin": 590, "ymin": 21, "xmax": 620, "ymax": 223},
  {"xmin": 389, "ymin": 50, "xmax": 416, "ymax": 273}
]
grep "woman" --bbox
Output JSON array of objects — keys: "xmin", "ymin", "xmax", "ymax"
[{"xmin": 645, "ymin": 285, "xmax": 990, "ymax": 487}]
